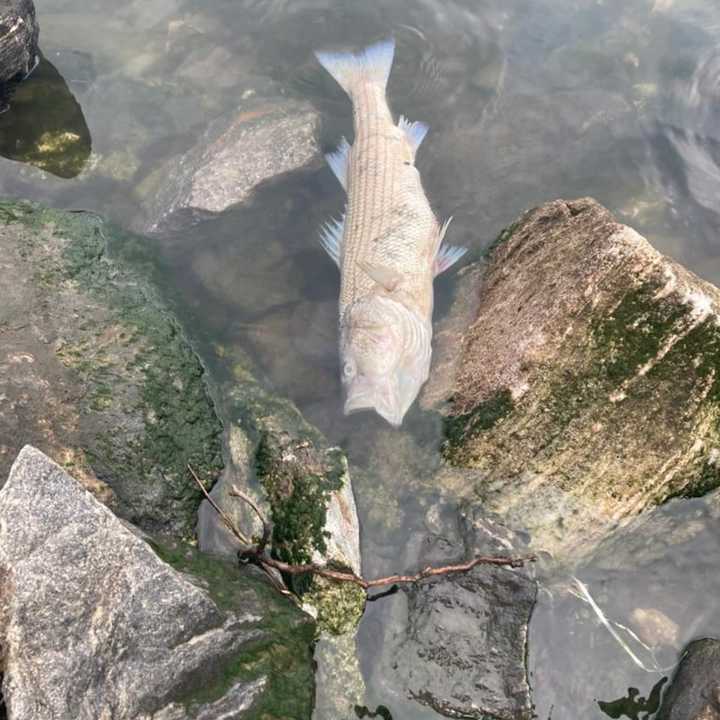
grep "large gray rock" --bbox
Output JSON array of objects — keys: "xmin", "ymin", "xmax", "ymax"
[
  {"xmin": 0, "ymin": 446, "xmax": 315, "ymax": 719},
  {"xmin": 371, "ymin": 505, "xmax": 536, "ymax": 720},
  {"xmin": 425, "ymin": 197, "xmax": 720, "ymax": 558},
  {"xmin": 139, "ymin": 99, "xmax": 321, "ymax": 232},
  {"xmin": 658, "ymin": 639, "xmax": 720, "ymax": 720},
  {"xmin": 0, "ymin": 201, "xmax": 223, "ymax": 537}
]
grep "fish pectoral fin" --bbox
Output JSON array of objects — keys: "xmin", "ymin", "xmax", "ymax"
[
  {"xmin": 434, "ymin": 244, "xmax": 468, "ymax": 276},
  {"xmin": 398, "ymin": 115, "xmax": 429, "ymax": 155},
  {"xmin": 319, "ymin": 213, "xmax": 346, "ymax": 267},
  {"xmin": 433, "ymin": 217, "xmax": 467, "ymax": 276},
  {"xmin": 358, "ymin": 260, "xmax": 403, "ymax": 291},
  {"xmin": 326, "ymin": 136, "xmax": 351, "ymax": 191}
]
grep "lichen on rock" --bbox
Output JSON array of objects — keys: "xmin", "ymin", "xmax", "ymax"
[{"xmin": 424, "ymin": 197, "xmax": 720, "ymax": 556}]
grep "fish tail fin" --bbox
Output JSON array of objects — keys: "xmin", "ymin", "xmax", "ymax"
[{"xmin": 315, "ymin": 38, "xmax": 395, "ymax": 98}]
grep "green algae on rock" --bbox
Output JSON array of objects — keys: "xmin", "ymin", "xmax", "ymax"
[
  {"xmin": 227, "ymin": 374, "xmax": 361, "ymax": 585},
  {"xmin": 0, "ymin": 57, "xmax": 91, "ymax": 178},
  {"xmin": 423, "ymin": 197, "xmax": 720, "ymax": 557},
  {"xmin": 153, "ymin": 539, "xmax": 316, "ymax": 719},
  {"xmin": 255, "ymin": 432, "xmax": 345, "ymax": 567},
  {"xmin": 0, "ymin": 200, "xmax": 222, "ymax": 537},
  {"xmin": 196, "ymin": 362, "xmax": 366, "ymax": 715}
]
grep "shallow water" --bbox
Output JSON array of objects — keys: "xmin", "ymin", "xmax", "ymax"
[{"xmin": 4, "ymin": 0, "xmax": 720, "ymax": 717}]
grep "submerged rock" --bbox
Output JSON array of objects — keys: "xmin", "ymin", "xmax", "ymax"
[
  {"xmin": 0, "ymin": 446, "xmax": 315, "ymax": 720},
  {"xmin": 0, "ymin": 55, "xmax": 91, "ymax": 178},
  {"xmin": 529, "ymin": 489, "xmax": 720, "ymax": 719},
  {"xmin": 372, "ymin": 505, "xmax": 536, "ymax": 720},
  {"xmin": 658, "ymin": 639, "xmax": 720, "ymax": 720},
  {"xmin": 0, "ymin": 0, "xmax": 39, "ymax": 107},
  {"xmin": 0, "ymin": 201, "xmax": 223, "ymax": 536},
  {"xmin": 139, "ymin": 99, "xmax": 321, "ymax": 232},
  {"xmin": 425, "ymin": 197, "xmax": 720, "ymax": 556}
]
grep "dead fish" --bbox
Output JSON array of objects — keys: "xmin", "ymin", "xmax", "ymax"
[{"xmin": 314, "ymin": 38, "xmax": 467, "ymax": 427}]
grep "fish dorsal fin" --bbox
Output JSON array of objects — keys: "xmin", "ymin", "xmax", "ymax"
[
  {"xmin": 398, "ymin": 115, "xmax": 429, "ymax": 155},
  {"xmin": 319, "ymin": 213, "xmax": 345, "ymax": 267},
  {"xmin": 325, "ymin": 137, "xmax": 351, "ymax": 191},
  {"xmin": 358, "ymin": 260, "xmax": 402, "ymax": 291},
  {"xmin": 433, "ymin": 217, "xmax": 467, "ymax": 276}
]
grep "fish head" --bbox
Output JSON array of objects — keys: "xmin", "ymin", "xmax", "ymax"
[{"xmin": 340, "ymin": 296, "xmax": 431, "ymax": 427}]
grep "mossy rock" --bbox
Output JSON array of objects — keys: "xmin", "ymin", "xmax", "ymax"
[
  {"xmin": 0, "ymin": 200, "xmax": 223, "ymax": 537},
  {"xmin": 0, "ymin": 57, "xmax": 91, "ymax": 178},
  {"xmin": 425, "ymin": 197, "xmax": 720, "ymax": 557},
  {"xmin": 153, "ymin": 539, "xmax": 316, "ymax": 719},
  {"xmin": 189, "ymin": 361, "xmax": 362, "ymax": 633}
]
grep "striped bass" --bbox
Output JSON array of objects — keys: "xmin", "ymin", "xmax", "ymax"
[{"xmin": 315, "ymin": 38, "xmax": 466, "ymax": 427}]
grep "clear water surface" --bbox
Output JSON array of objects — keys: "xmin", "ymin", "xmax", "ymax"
[{"xmin": 3, "ymin": 0, "xmax": 720, "ymax": 718}]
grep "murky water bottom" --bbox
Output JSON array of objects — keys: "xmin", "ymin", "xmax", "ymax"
[{"xmin": 4, "ymin": 0, "xmax": 720, "ymax": 717}]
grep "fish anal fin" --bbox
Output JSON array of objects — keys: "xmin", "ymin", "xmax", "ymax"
[
  {"xmin": 358, "ymin": 260, "xmax": 403, "ymax": 291},
  {"xmin": 325, "ymin": 136, "xmax": 351, "ymax": 191},
  {"xmin": 319, "ymin": 214, "xmax": 345, "ymax": 267}
]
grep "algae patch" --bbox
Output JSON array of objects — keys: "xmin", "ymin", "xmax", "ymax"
[
  {"xmin": 303, "ymin": 574, "xmax": 366, "ymax": 636},
  {"xmin": 153, "ymin": 540, "xmax": 315, "ymax": 719},
  {"xmin": 442, "ymin": 389, "xmax": 514, "ymax": 461},
  {"xmin": 0, "ymin": 200, "xmax": 223, "ymax": 536},
  {"xmin": 255, "ymin": 432, "xmax": 344, "ymax": 567}
]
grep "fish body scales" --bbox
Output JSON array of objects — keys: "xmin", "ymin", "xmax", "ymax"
[{"xmin": 340, "ymin": 85, "xmax": 437, "ymax": 317}]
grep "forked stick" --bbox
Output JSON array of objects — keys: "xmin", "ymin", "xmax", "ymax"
[{"xmin": 189, "ymin": 464, "xmax": 535, "ymax": 594}]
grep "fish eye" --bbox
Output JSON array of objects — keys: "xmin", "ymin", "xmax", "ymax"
[{"xmin": 342, "ymin": 361, "xmax": 355, "ymax": 379}]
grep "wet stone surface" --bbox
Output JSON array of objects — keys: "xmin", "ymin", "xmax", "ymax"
[
  {"xmin": 0, "ymin": 446, "xmax": 315, "ymax": 720},
  {"xmin": 0, "ymin": 0, "xmax": 38, "ymax": 90},
  {"xmin": 0, "ymin": 201, "xmax": 223, "ymax": 537},
  {"xmin": 371, "ymin": 506, "xmax": 536, "ymax": 720},
  {"xmin": 426, "ymin": 197, "xmax": 720, "ymax": 558}
]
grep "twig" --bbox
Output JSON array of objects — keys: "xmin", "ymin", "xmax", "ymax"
[
  {"xmin": 189, "ymin": 465, "xmax": 291, "ymax": 595},
  {"xmin": 229, "ymin": 484, "xmax": 271, "ymax": 552},
  {"xmin": 187, "ymin": 464, "xmax": 251, "ymax": 546},
  {"xmin": 240, "ymin": 550, "xmax": 535, "ymax": 590},
  {"xmin": 190, "ymin": 464, "xmax": 535, "ymax": 595}
]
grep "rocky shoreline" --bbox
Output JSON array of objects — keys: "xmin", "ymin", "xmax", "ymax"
[{"xmin": 1, "ymin": 194, "xmax": 719, "ymax": 719}]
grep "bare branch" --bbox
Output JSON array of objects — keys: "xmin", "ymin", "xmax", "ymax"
[
  {"xmin": 241, "ymin": 550, "xmax": 535, "ymax": 590},
  {"xmin": 229, "ymin": 484, "xmax": 271, "ymax": 552},
  {"xmin": 187, "ymin": 464, "xmax": 252, "ymax": 546},
  {"xmin": 190, "ymin": 465, "xmax": 535, "ymax": 596}
]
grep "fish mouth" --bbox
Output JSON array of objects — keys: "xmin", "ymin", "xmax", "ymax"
[{"xmin": 344, "ymin": 385, "xmax": 403, "ymax": 428}]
